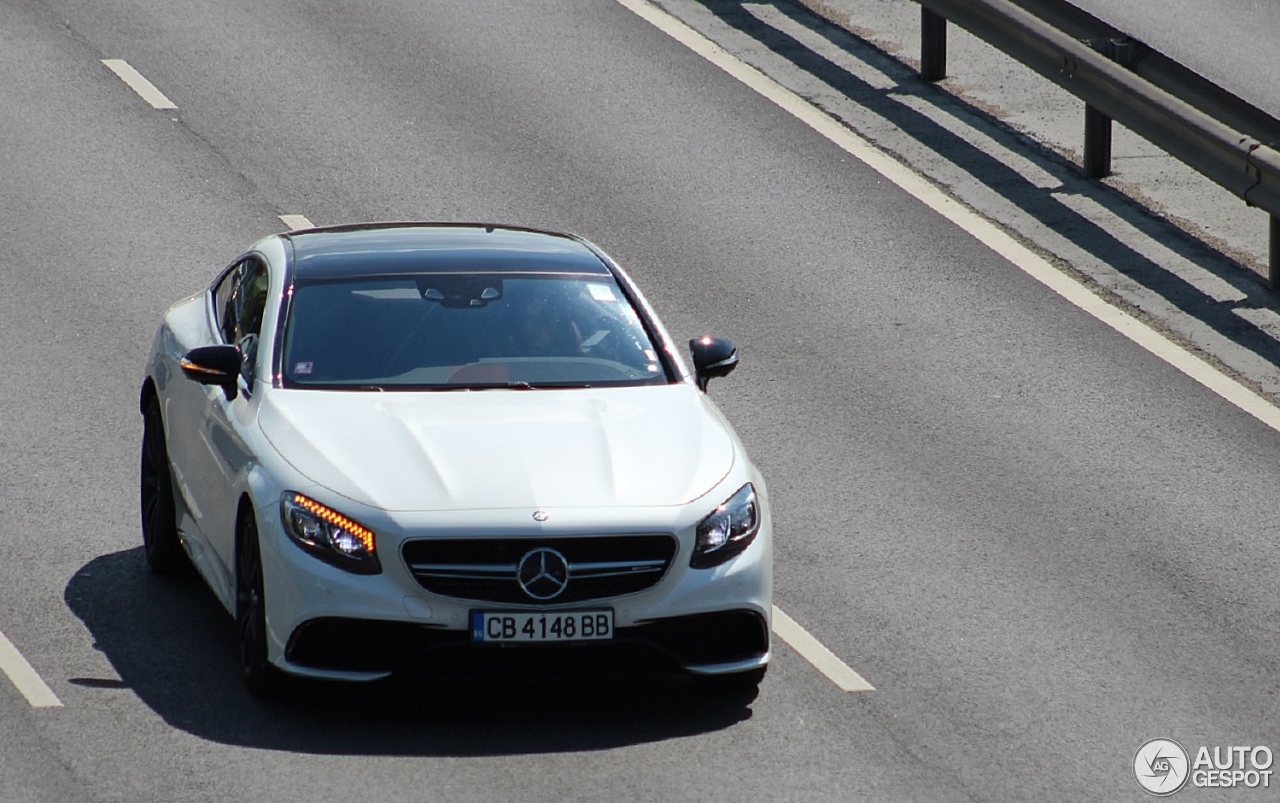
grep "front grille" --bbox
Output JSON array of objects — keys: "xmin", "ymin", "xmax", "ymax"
[{"xmin": 402, "ymin": 535, "xmax": 678, "ymax": 604}]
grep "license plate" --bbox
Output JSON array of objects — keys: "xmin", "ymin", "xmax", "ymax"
[{"xmin": 471, "ymin": 610, "xmax": 614, "ymax": 643}]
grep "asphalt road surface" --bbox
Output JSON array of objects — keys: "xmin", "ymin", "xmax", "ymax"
[{"xmin": 1, "ymin": 0, "xmax": 1278, "ymax": 801}]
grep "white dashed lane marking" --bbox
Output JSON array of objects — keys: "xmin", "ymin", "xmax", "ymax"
[
  {"xmin": 773, "ymin": 606, "xmax": 875, "ymax": 692},
  {"xmin": 279, "ymin": 214, "xmax": 315, "ymax": 231},
  {"xmin": 0, "ymin": 629, "xmax": 62, "ymax": 708},
  {"xmin": 101, "ymin": 59, "xmax": 177, "ymax": 110}
]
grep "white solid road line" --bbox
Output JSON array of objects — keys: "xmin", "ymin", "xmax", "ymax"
[
  {"xmin": 279, "ymin": 214, "xmax": 315, "ymax": 231},
  {"xmin": 773, "ymin": 606, "xmax": 875, "ymax": 692},
  {"xmin": 101, "ymin": 59, "xmax": 178, "ymax": 111},
  {"xmin": 614, "ymin": 0, "xmax": 1280, "ymax": 436},
  {"xmin": 0, "ymin": 630, "xmax": 62, "ymax": 708}
]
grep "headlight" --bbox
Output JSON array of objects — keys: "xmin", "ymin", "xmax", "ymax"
[
  {"xmin": 280, "ymin": 492, "xmax": 381, "ymax": 575},
  {"xmin": 691, "ymin": 483, "xmax": 759, "ymax": 569}
]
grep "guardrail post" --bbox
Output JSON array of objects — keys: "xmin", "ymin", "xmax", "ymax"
[
  {"xmin": 1080, "ymin": 38, "xmax": 1142, "ymax": 181},
  {"xmin": 1084, "ymin": 104, "xmax": 1112, "ymax": 178},
  {"xmin": 921, "ymin": 7, "xmax": 946, "ymax": 82},
  {"xmin": 1271, "ymin": 215, "xmax": 1280, "ymax": 290}
]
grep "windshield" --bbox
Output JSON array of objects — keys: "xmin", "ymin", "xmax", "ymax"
[{"xmin": 280, "ymin": 273, "xmax": 673, "ymax": 389}]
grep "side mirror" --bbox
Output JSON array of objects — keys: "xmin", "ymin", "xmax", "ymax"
[
  {"xmin": 689, "ymin": 336, "xmax": 738, "ymax": 392},
  {"xmin": 180, "ymin": 345, "xmax": 242, "ymax": 400}
]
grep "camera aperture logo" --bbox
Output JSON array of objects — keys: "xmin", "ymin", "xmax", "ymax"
[
  {"xmin": 1134, "ymin": 738, "xmax": 1189, "ymax": 796},
  {"xmin": 1134, "ymin": 738, "xmax": 1275, "ymax": 795}
]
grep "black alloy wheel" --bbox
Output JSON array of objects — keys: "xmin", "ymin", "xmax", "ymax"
[
  {"xmin": 237, "ymin": 514, "xmax": 281, "ymax": 697},
  {"xmin": 140, "ymin": 398, "xmax": 186, "ymax": 574}
]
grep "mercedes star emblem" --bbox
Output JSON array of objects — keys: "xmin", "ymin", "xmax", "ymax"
[
  {"xmin": 517, "ymin": 547, "xmax": 570, "ymax": 600},
  {"xmin": 532, "ymin": 510, "xmax": 549, "ymax": 522}
]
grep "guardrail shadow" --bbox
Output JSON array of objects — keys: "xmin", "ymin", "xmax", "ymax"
[
  {"xmin": 64, "ymin": 549, "xmax": 751, "ymax": 755},
  {"xmin": 692, "ymin": 0, "xmax": 1280, "ymax": 377}
]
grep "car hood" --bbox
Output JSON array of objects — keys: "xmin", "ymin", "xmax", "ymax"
[{"xmin": 258, "ymin": 384, "xmax": 737, "ymax": 512}]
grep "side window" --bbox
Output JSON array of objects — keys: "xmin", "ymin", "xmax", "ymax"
[
  {"xmin": 212, "ymin": 264, "xmax": 241, "ymax": 345},
  {"xmin": 209, "ymin": 258, "xmax": 270, "ymax": 388},
  {"xmin": 234, "ymin": 260, "xmax": 269, "ymax": 384}
]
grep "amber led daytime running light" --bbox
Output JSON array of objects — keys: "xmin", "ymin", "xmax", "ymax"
[
  {"xmin": 291, "ymin": 494, "xmax": 375, "ymax": 553},
  {"xmin": 179, "ymin": 359, "xmax": 223, "ymax": 376}
]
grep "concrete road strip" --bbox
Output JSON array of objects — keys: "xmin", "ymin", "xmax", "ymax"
[
  {"xmin": 0, "ymin": 630, "xmax": 62, "ymax": 708},
  {"xmin": 773, "ymin": 606, "xmax": 875, "ymax": 692},
  {"xmin": 615, "ymin": 0, "xmax": 1280, "ymax": 435},
  {"xmin": 101, "ymin": 60, "xmax": 178, "ymax": 111},
  {"xmin": 279, "ymin": 214, "xmax": 315, "ymax": 231}
]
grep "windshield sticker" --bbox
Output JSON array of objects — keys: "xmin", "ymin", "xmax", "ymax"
[
  {"xmin": 294, "ymin": 361, "xmax": 314, "ymax": 376},
  {"xmin": 587, "ymin": 283, "xmax": 617, "ymax": 302}
]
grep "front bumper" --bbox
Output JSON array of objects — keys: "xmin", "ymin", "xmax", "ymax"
[{"xmin": 256, "ymin": 491, "xmax": 773, "ymax": 681}]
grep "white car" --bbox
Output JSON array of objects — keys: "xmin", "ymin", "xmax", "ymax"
[{"xmin": 140, "ymin": 223, "xmax": 772, "ymax": 696}]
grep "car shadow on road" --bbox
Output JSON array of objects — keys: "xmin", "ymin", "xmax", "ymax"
[{"xmin": 64, "ymin": 548, "xmax": 752, "ymax": 755}]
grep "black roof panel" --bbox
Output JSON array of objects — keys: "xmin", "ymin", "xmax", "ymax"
[{"xmin": 284, "ymin": 223, "xmax": 611, "ymax": 280}]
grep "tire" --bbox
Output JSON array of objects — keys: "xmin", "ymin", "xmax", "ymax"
[
  {"xmin": 237, "ymin": 513, "xmax": 282, "ymax": 697},
  {"xmin": 140, "ymin": 398, "xmax": 186, "ymax": 574},
  {"xmin": 693, "ymin": 666, "xmax": 766, "ymax": 701}
]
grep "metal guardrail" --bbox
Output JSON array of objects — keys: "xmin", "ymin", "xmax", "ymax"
[{"xmin": 913, "ymin": 0, "xmax": 1280, "ymax": 286}]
